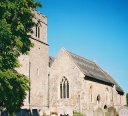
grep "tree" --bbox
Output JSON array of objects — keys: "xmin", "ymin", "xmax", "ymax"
[
  {"xmin": 0, "ymin": 70, "xmax": 29, "ymax": 115},
  {"xmin": 0, "ymin": 0, "xmax": 41, "ymax": 115}
]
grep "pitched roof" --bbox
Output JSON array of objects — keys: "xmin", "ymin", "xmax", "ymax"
[{"xmin": 66, "ymin": 50, "xmax": 124, "ymax": 94}]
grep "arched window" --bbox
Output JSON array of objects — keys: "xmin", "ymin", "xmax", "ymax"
[
  {"xmin": 97, "ymin": 94, "xmax": 100, "ymax": 103},
  {"xmin": 106, "ymin": 88, "xmax": 109, "ymax": 103},
  {"xmin": 36, "ymin": 24, "xmax": 38, "ymax": 37},
  {"xmin": 60, "ymin": 77, "xmax": 69, "ymax": 99},
  {"xmin": 89, "ymin": 86, "xmax": 93, "ymax": 103},
  {"xmin": 38, "ymin": 26, "xmax": 40, "ymax": 38},
  {"xmin": 104, "ymin": 105, "xmax": 107, "ymax": 109},
  {"xmin": 106, "ymin": 88, "xmax": 109, "ymax": 104},
  {"xmin": 35, "ymin": 19, "xmax": 41, "ymax": 38}
]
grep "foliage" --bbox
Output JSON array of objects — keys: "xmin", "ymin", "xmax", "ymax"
[
  {"xmin": 126, "ymin": 93, "xmax": 128, "ymax": 106},
  {"xmin": 73, "ymin": 112, "xmax": 83, "ymax": 116},
  {"xmin": 0, "ymin": 0, "xmax": 41, "ymax": 70},
  {"xmin": 0, "ymin": 70, "xmax": 29, "ymax": 114},
  {"xmin": 0, "ymin": 0, "xmax": 41, "ymax": 115}
]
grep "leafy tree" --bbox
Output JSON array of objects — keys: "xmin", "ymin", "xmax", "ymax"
[
  {"xmin": 0, "ymin": 70, "xmax": 29, "ymax": 115},
  {"xmin": 0, "ymin": 0, "xmax": 41, "ymax": 115}
]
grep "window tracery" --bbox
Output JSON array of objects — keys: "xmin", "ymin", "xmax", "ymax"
[
  {"xmin": 35, "ymin": 19, "xmax": 41, "ymax": 38},
  {"xmin": 60, "ymin": 77, "xmax": 69, "ymax": 99}
]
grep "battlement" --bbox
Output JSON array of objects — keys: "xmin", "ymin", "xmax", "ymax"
[{"xmin": 33, "ymin": 10, "xmax": 47, "ymax": 25}]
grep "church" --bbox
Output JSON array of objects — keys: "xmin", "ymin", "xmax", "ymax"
[{"xmin": 17, "ymin": 11, "xmax": 126, "ymax": 116}]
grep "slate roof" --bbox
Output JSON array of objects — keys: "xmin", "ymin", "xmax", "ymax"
[{"xmin": 66, "ymin": 50, "xmax": 124, "ymax": 94}]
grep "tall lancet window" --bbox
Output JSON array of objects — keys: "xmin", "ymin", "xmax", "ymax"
[
  {"xmin": 89, "ymin": 86, "xmax": 93, "ymax": 103},
  {"xmin": 35, "ymin": 19, "xmax": 41, "ymax": 38},
  {"xmin": 60, "ymin": 76, "xmax": 69, "ymax": 99},
  {"xmin": 38, "ymin": 26, "xmax": 40, "ymax": 38},
  {"xmin": 105, "ymin": 88, "xmax": 109, "ymax": 104}
]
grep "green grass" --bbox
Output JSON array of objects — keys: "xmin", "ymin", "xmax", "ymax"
[{"xmin": 73, "ymin": 112, "xmax": 83, "ymax": 116}]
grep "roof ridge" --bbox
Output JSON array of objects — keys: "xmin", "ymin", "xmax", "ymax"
[
  {"xmin": 64, "ymin": 49, "xmax": 86, "ymax": 75},
  {"xmin": 66, "ymin": 50, "xmax": 95, "ymax": 65}
]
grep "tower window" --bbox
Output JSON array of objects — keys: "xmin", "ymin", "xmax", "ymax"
[
  {"xmin": 60, "ymin": 76, "xmax": 69, "ymax": 99},
  {"xmin": 35, "ymin": 19, "xmax": 41, "ymax": 38},
  {"xmin": 36, "ymin": 25, "xmax": 38, "ymax": 37},
  {"xmin": 38, "ymin": 26, "xmax": 40, "ymax": 38}
]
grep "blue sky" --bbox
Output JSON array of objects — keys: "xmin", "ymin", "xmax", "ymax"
[{"xmin": 37, "ymin": 0, "xmax": 128, "ymax": 93}]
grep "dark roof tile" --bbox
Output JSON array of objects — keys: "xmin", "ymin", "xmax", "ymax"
[{"xmin": 66, "ymin": 50, "xmax": 124, "ymax": 94}]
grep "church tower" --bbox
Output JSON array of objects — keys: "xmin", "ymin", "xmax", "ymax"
[
  {"xmin": 18, "ymin": 11, "xmax": 49, "ymax": 112},
  {"xmin": 29, "ymin": 11, "xmax": 49, "ymax": 110}
]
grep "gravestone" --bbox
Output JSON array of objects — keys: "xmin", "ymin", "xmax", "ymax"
[
  {"xmin": 85, "ymin": 109, "xmax": 93, "ymax": 116},
  {"xmin": 108, "ymin": 107, "xmax": 116, "ymax": 116},
  {"xmin": 119, "ymin": 106, "xmax": 128, "ymax": 116},
  {"xmin": 94, "ymin": 107, "xmax": 104, "ymax": 116},
  {"xmin": 32, "ymin": 109, "xmax": 39, "ymax": 116},
  {"xmin": 104, "ymin": 111, "xmax": 109, "ymax": 116}
]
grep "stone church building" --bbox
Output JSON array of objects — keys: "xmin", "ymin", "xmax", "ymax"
[{"xmin": 17, "ymin": 11, "xmax": 126, "ymax": 116}]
